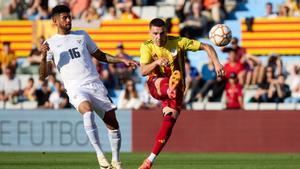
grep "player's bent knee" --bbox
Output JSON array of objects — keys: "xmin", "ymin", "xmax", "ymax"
[
  {"xmin": 103, "ymin": 110, "xmax": 119, "ymax": 130},
  {"xmin": 78, "ymin": 101, "xmax": 93, "ymax": 114}
]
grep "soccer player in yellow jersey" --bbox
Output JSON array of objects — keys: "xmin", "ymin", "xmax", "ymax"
[{"xmin": 138, "ymin": 18, "xmax": 225, "ymax": 169}]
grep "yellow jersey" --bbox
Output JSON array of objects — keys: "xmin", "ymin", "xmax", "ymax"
[{"xmin": 140, "ymin": 35, "xmax": 201, "ymax": 78}]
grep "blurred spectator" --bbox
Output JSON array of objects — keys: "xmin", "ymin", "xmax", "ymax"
[
  {"xmin": 0, "ymin": 66, "xmax": 21, "ymax": 103},
  {"xmin": 70, "ymin": 0, "xmax": 91, "ymax": 18},
  {"xmin": 250, "ymin": 66, "xmax": 275, "ymax": 103},
  {"xmin": 208, "ymin": 76, "xmax": 226, "ymax": 102},
  {"xmin": 102, "ymin": 6, "xmax": 118, "ymax": 20},
  {"xmin": 284, "ymin": 0, "xmax": 298, "ymax": 16},
  {"xmin": 242, "ymin": 53, "xmax": 262, "ymax": 88},
  {"xmin": 202, "ymin": 0, "xmax": 225, "ymax": 24},
  {"xmin": 101, "ymin": 68, "xmax": 116, "ymax": 97},
  {"xmin": 180, "ymin": 2, "xmax": 208, "ymax": 39},
  {"xmin": 0, "ymin": 41, "xmax": 17, "ymax": 73},
  {"xmin": 175, "ymin": 0, "xmax": 193, "ymax": 23},
  {"xmin": 35, "ymin": 81, "xmax": 51, "ymax": 108},
  {"xmin": 265, "ymin": 2, "xmax": 278, "ymax": 18},
  {"xmin": 267, "ymin": 74, "xmax": 291, "ymax": 103},
  {"xmin": 115, "ymin": 43, "xmax": 136, "ymax": 86},
  {"xmin": 223, "ymin": 37, "xmax": 263, "ymax": 87},
  {"xmin": 223, "ymin": 48, "xmax": 245, "ymax": 85},
  {"xmin": 140, "ymin": 83, "xmax": 160, "ymax": 109},
  {"xmin": 91, "ymin": 0, "xmax": 107, "ymax": 17},
  {"xmin": 187, "ymin": 60, "xmax": 216, "ymax": 103},
  {"xmin": 49, "ymin": 80, "xmax": 71, "ymax": 109},
  {"xmin": 3, "ymin": 0, "xmax": 26, "ymax": 20},
  {"xmin": 184, "ymin": 58, "xmax": 200, "ymax": 94},
  {"xmin": 25, "ymin": 0, "xmax": 50, "ymax": 20},
  {"xmin": 114, "ymin": 0, "xmax": 133, "ymax": 12},
  {"xmin": 47, "ymin": 73, "xmax": 57, "ymax": 92},
  {"xmin": 119, "ymin": 4, "xmax": 139, "ymax": 19},
  {"xmin": 278, "ymin": 4, "xmax": 290, "ymax": 17},
  {"xmin": 225, "ymin": 72, "xmax": 243, "ymax": 109},
  {"xmin": 285, "ymin": 65, "xmax": 300, "ymax": 103},
  {"xmin": 223, "ymin": 37, "xmax": 245, "ymax": 61},
  {"xmin": 21, "ymin": 77, "xmax": 36, "ymax": 101},
  {"xmin": 117, "ymin": 79, "xmax": 142, "ymax": 109},
  {"xmin": 266, "ymin": 53, "xmax": 288, "ymax": 78},
  {"xmin": 81, "ymin": 6, "xmax": 100, "ymax": 22},
  {"xmin": 18, "ymin": 36, "xmax": 45, "ymax": 74},
  {"xmin": 293, "ymin": 0, "xmax": 300, "ymax": 16}
]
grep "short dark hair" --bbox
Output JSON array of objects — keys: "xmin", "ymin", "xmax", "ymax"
[
  {"xmin": 51, "ymin": 5, "xmax": 70, "ymax": 18},
  {"xmin": 149, "ymin": 18, "xmax": 166, "ymax": 28},
  {"xmin": 3, "ymin": 41, "xmax": 10, "ymax": 46}
]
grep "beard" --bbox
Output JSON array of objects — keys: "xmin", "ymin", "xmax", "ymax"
[{"xmin": 63, "ymin": 24, "xmax": 72, "ymax": 32}]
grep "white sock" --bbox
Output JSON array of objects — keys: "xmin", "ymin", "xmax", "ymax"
[
  {"xmin": 108, "ymin": 129, "xmax": 121, "ymax": 162},
  {"xmin": 83, "ymin": 111, "xmax": 104, "ymax": 157},
  {"xmin": 147, "ymin": 153, "xmax": 157, "ymax": 163}
]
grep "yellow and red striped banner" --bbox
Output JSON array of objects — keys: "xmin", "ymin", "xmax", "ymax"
[{"xmin": 241, "ymin": 17, "xmax": 300, "ymax": 55}]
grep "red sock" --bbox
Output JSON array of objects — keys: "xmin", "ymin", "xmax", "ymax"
[
  {"xmin": 159, "ymin": 78, "xmax": 169, "ymax": 97},
  {"xmin": 152, "ymin": 115, "xmax": 176, "ymax": 155}
]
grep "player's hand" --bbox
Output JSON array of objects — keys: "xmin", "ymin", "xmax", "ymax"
[
  {"xmin": 40, "ymin": 42, "xmax": 50, "ymax": 58},
  {"xmin": 214, "ymin": 62, "xmax": 225, "ymax": 77},
  {"xmin": 156, "ymin": 58, "xmax": 169, "ymax": 67},
  {"xmin": 123, "ymin": 59, "xmax": 139, "ymax": 69}
]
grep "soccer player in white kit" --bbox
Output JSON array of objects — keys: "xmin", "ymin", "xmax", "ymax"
[{"xmin": 39, "ymin": 5, "xmax": 138, "ymax": 169}]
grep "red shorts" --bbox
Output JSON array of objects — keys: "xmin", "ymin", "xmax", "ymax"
[{"xmin": 147, "ymin": 76, "xmax": 183, "ymax": 112}]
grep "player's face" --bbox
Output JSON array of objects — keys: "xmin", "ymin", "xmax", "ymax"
[
  {"xmin": 150, "ymin": 26, "xmax": 167, "ymax": 47},
  {"xmin": 54, "ymin": 12, "xmax": 72, "ymax": 33}
]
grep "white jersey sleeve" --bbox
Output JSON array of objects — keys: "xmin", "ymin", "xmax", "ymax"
[{"xmin": 83, "ymin": 31, "xmax": 98, "ymax": 54}]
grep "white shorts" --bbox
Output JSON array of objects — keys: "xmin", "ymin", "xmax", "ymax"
[{"xmin": 67, "ymin": 80, "xmax": 117, "ymax": 119}]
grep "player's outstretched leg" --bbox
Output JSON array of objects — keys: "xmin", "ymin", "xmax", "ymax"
[
  {"xmin": 78, "ymin": 101, "xmax": 112, "ymax": 169},
  {"xmin": 103, "ymin": 110, "xmax": 122, "ymax": 169},
  {"xmin": 138, "ymin": 111, "xmax": 177, "ymax": 169}
]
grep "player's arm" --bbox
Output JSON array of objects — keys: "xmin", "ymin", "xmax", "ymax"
[
  {"xmin": 39, "ymin": 42, "xmax": 52, "ymax": 81},
  {"xmin": 140, "ymin": 57, "xmax": 168, "ymax": 76},
  {"xmin": 200, "ymin": 43, "xmax": 224, "ymax": 77},
  {"xmin": 91, "ymin": 49, "xmax": 138, "ymax": 67}
]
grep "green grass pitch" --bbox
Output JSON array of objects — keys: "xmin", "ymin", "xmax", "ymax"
[{"xmin": 1, "ymin": 152, "xmax": 300, "ymax": 169}]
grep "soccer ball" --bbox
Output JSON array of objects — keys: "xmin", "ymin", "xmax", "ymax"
[{"xmin": 209, "ymin": 24, "xmax": 232, "ymax": 46}]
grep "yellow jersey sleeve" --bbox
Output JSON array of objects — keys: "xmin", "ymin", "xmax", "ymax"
[
  {"xmin": 140, "ymin": 43, "xmax": 153, "ymax": 64},
  {"xmin": 179, "ymin": 37, "xmax": 201, "ymax": 51}
]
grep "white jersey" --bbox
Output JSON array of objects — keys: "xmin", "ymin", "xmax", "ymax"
[{"xmin": 46, "ymin": 30, "xmax": 100, "ymax": 90}]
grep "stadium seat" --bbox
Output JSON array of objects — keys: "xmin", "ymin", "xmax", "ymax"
[
  {"xmin": 5, "ymin": 102, "xmax": 22, "ymax": 109},
  {"xmin": 132, "ymin": 6, "xmax": 142, "ymax": 17},
  {"xmin": 0, "ymin": 101, "xmax": 4, "ymax": 109},
  {"xmin": 159, "ymin": 0, "xmax": 178, "ymax": 5},
  {"xmin": 19, "ymin": 74, "xmax": 31, "ymax": 89},
  {"xmin": 277, "ymin": 103, "xmax": 296, "ymax": 110},
  {"xmin": 205, "ymin": 102, "xmax": 225, "ymax": 110},
  {"xmin": 244, "ymin": 103, "xmax": 259, "ymax": 110},
  {"xmin": 189, "ymin": 102, "xmax": 205, "ymax": 110},
  {"xmin": 295, "ymin": 103, "xmax": 300, "ymax": 110},
  {"xmin": 157, "ymin": 6, "xmax": 176, "ymax": 18},
  {"xmin": 22, "ymin": 101, "xmax": 38, "ymax": 109},
  {"xmin": 141, "ymin": 6, "xmax": 158, "ymax": 20},
  {"xmin": 243, "ymin": 89, "xmax": 257, "ymax": 103},
  {"xmin": 32, "ymin": 74, "xmax": 40, "ymax": 84},
  {"xmin": 258, "ymin": 103, "xmax": 277, "ymax": 110}
]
